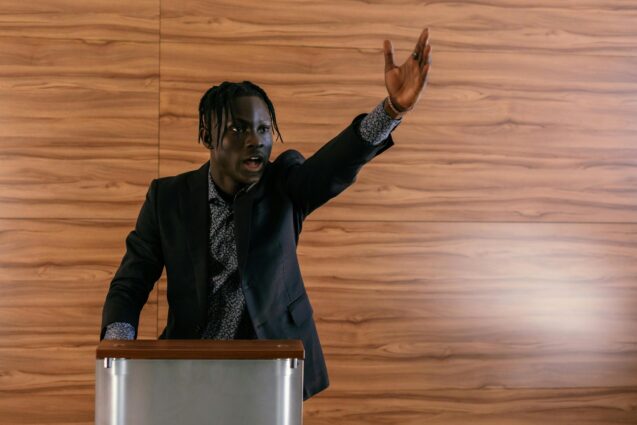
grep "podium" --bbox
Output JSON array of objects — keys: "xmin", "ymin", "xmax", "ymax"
[{"xmin": 95, "ymin": 339, "xmax": 304, "ymax": 425}]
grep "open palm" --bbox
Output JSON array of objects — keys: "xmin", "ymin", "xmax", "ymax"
[{"xmin": 384, "ymin": 27, "xmax": 432, "ymax": 112}]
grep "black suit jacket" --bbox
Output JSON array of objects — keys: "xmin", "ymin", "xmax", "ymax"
[{"xmin": 101, "ymin": 112, "xmax": 394, "ymax": 400}]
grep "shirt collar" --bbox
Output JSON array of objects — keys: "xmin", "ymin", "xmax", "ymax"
[
  {"xmin": 208, "ymin": 169, "xmax": 228, "ymax": 205},
  {"xmin": 208, "ymin": 167, "xmax": 258, "ymax": 205}
]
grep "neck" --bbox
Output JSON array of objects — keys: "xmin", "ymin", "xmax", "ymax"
[{"xmin": 209, "ymin": 165, "xmax": 242, "ymax": 197}]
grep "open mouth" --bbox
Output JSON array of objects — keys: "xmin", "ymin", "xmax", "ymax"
[{"xmin": 242, "ymin": 155, "xmax": 264, "ymax": 171}]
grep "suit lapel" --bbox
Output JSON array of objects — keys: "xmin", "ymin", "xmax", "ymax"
[
  {"xmin": 180, "ymin": 161, "xmax": 211, "ymax": 326},
  {"xmin": 233, "ymin": 163, "xmax": 269, "ymax": 274}
]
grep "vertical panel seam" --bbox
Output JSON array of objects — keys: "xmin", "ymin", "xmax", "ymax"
[{"xmin": 156, "ymin": 0, "xmax": 162, "ymax": 339}]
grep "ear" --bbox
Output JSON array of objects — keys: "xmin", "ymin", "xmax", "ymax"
[{"xmin": 200, "ymin": 127, "xmax": 214, "ymax": 149}]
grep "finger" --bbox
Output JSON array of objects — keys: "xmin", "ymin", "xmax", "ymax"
[
  {"xmin": 414, "ymin": 27, "xmax": 429, "ymax": 54},
  {"xmin": 383, "ymin": 40, "xmax": 396, "ymax": 72},
  {"xmin": 419, "ymin": 44, "xmax": 431, "ymax": 68},
  {"xmin": 420, "ymin": 63, "xmax": 430, "ymax": 82}
]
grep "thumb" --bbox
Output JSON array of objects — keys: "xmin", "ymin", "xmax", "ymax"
[{"xmin": 383, "ymin": 40, "xmax": 395, "ymax": 72}]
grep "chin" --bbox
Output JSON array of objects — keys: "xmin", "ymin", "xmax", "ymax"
[
  {"xmin": 247, "ymin": 174, "xmax": 263, "ymax": 184},
  {"xmin": 240, "ymin": 172, "xmax": 262, "ymax": 184}
]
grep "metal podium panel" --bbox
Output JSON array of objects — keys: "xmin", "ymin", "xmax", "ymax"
[{"xmin": 95, "ymin": 358, "xmax": 303, "ymax": 425}]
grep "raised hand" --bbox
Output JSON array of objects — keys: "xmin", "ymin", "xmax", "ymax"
[{"xmin": 383, "ymin": 27, "xmax": 432, "ymax": 114}]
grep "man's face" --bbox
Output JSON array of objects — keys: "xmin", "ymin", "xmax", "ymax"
[{"xmin": 208, "ymin": 96, "xmax": 274, "ymax": 195}]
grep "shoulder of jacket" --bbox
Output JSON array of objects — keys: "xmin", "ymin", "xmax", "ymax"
[
  {"xmin": 150, "ymin": 175, "xmax": 178, "ymax": 194},
  {"xmin": 152, "ymin": 163, "xmax": 206, "ymax": 189},
  {"xmin": 273, "ymin": 149, "xmax": 305, "ymax": 167},
  {"xmin": 140, "ymin": 164, "xmax": 207, "ymax": 211}
]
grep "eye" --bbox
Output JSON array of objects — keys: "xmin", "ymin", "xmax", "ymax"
[
  {"xmin": 259, "ymin": 125, "xmax": 271, "ymax": 134},
  {"xmin": 230, "ymin": 125, "xmax": 245, "ymax": 133}
]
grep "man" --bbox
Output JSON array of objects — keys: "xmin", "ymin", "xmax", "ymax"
[{"xmin": 101, "ymin": 27, "xmax": 431, "ymax": 401}]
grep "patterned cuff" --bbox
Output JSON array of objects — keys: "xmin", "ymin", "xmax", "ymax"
[
  {"xmin": 104, "ymin": 322, "xmax": 136, "ymax": 340},
  {"xmin": 358, "ymin": 99, "xmax": 402, "ymax": 146}
]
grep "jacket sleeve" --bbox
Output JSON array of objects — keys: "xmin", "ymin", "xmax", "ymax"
[
  {"xmin": 280, "ymin": 112, "xmax": 394, "ymax": 219},
  {"xmin": 100, "ymin": 178, "xmax": 165, "ymax": 339}
]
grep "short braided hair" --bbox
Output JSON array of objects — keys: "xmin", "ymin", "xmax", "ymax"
[{"xmin": 198, "ymin": 81, "xmax": 283, "ymax": 149}]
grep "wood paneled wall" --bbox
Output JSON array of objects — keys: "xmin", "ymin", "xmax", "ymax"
[
  {"xmin": 0, "ymin": 1, "xmax": 160, "ymax": 423},
  {"xmin": 1, "ymin": 0, "xmax": 636, "ymax": 423}
]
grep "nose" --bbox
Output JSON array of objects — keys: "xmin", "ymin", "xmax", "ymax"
[{"xmin": 245, "ymin": 130, "xmax": 265, "ymax": 148}]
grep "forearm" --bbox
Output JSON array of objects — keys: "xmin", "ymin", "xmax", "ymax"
[
  {"xmin": 100, "ymin": 179, "xmax": 164, "ymax": 339},
  {"xmin": 283, "ymin": 107, "xmax": 395, "ymax": 218}
]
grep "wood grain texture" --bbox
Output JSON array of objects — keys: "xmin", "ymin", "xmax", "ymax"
[
  {"xmin": 0, "ymin": 1, "xmax": 159, "ymax": 220},
  {"xmin": 159, "ymin": 38, "xmax": 637, "ymax": 222},
  {"xmin": 297, "ymin": 221, "xmax": 637, "ymax": 386},
  {"xmin": 303, "ymin": 387, "xmax": 637, "ymax": 425},
  {"xmin": 155, "ymin": 0, "xmax": 637, "ymax": 423},
  {"xmin": 2, "ymin": 0, "xmax": 637, "ymax": 424},
  {"xmin": 157, "ymin": 220, "xmax": 637, "ymax": 421},
  {"xmin": 96, "ymin": 339, "xmax": 304, "ymax": 359},
  {"xmin": 0, "ymin": 1, "xmax": 157, "ymax": 42},
  {"xmin": 0, "ymin": 219, "xmax": 158, "ymax": 424},
  {"xmin": 160, "ymin": 0, "xmax": 637, "ymax": 56},
  {"xmin": 297, "ymin": 221, "xmax": 637, "ymax": 422}
]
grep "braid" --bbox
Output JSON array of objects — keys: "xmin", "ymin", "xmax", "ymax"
[{"xmin": 198, "ymin": 81, "xmax": 283, "ymax": 149}]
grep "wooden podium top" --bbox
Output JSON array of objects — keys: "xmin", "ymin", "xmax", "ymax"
[{"xmin": 96, "ymin": 339, "xmax": 305, "ymax": 360}]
